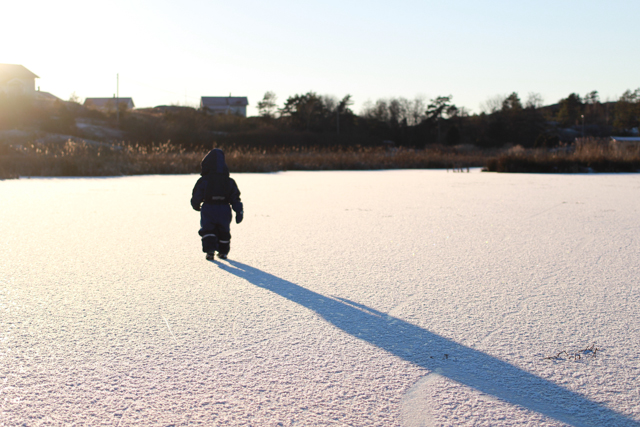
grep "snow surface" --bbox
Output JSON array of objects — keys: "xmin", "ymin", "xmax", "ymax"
[{"xmin": 1, "ymin": 170, "xmax": 640, "ymax": 426}]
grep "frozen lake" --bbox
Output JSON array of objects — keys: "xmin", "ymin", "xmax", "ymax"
[{"xmin": 1, "ymin": 170, "xmax": 639, "ymax": 426}]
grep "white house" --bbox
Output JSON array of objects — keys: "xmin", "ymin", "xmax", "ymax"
[
  {"xmin": 0, "ymin": 64, "xmax": 38, "ymax": 96},
  {"xmin": 200, "ymin": 96, "xmax": 248, "ymax": 117},
  {"xmin": 84, "ymin": 97, "xmax": 135, "ymax": 112}
]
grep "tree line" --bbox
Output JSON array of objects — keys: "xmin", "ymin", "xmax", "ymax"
[
  {"xmin": 251, "ymin": 89, "xmax": 640, "ymax": 149},
  {"xmin": 1, "ymin": 88, "xmax": 639, "ymax": 151}
]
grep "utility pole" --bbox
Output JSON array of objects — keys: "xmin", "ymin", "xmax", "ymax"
[
  {"xmin": 116, "ymin": 73, "xmax": 120, "ymax": 126},
  {"xmin": 336, "ymin": 107, "xmax": 340, "ymax": 136},
  {"xmin": 581, "ymin": 114, "xmax": 585, "ymax": 137}
]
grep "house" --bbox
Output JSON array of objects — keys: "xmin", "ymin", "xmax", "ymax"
[
  {"xmin": 84, "ymin": 97, "xmax": 135, "ymax": 112},
  {"xmin": 200, "ymin": 96, "xmax": 248, "ymax": 117},
  {"xmin": 34, "ymin": 89, "xmax": 62, "ymax": 104},
  {"xmin": 0, "ymin": 64, "xmax": 38, "ymax": 96}
]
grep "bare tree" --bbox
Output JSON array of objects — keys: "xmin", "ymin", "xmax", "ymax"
[
  {"xmin": 68, "ymin": 92, "xmax": 82, "ymax": 104},
  {"xmin": 457, "ymin": 106, "xmax": 470, "ymax": 117},
  {"xmin": 360, "ymin": 100, "xmax": 373, "ymax": 117},
  {"xmin": 361, "ymin": 96, "xmax": 426, "ymax": 126},
  {"xmin": 388, "ymin": 98, "xmax": 403, "ymax": 125},
  {"xmin": 409, "ymin": 96, "xmax": 426, "ymax": 125},
  {"xmin": 480, "ymin": 94, "xmax": 506, "ymax": 114},
  {"xmin": 320, "ymin": 95, "xmax": 338, "ymax": 113},
  {"xmin": 257, "ymin": 91, "xmax": 278, "ymax": 118},
  {"xmin": 362, "ymin": 99, "xmax": 391, "ymax": 123},
  {"xmin": 397, "ymin": 97, "xmax": 413, "ymax": 125},
  {"xmin": 525, "ymin": 92, "xmax": 544, "ymax": 109}
]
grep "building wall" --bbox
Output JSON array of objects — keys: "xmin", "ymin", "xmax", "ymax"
[
  {"xmin": 204, "ymin": 106, "xmax": 247, "ymax": 117},
  {"xmin": 0, "ymin": 77, "xmax": 36, "ymax": 96}
]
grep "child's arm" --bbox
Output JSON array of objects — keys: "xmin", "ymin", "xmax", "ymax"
[
  {"xmin": 229, "ymin": 179, "xmax": 244, "ymax": 222},
  {"xmin": 191, "ymin": 178, "xmax": 206, "ymax": 211}
]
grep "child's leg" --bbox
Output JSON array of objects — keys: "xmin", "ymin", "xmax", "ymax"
[
  {"xmin": 199, "ymin": 213, "xmax": 219, "ymax": 253},
  {"xmin": 214, "ymin": 224, "xmax": 231, "ymax": 256},
  {"xmin": 199, "ymin": 229, "xmax": 218, "ymax": 253}
]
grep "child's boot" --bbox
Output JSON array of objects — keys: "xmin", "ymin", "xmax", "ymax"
[{"xmin": 201, "ymin": 232, "xmax": 219, "ymax": 254}]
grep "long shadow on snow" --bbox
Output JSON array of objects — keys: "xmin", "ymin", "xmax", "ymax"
[{"xmin": 217, "ymin": 260, "xmax": 637, "ymax": 427}]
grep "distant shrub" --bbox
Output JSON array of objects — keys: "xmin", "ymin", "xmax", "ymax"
[{"xmin": 485, "ymin": 138, "xmax": 640, "ymax": 173}]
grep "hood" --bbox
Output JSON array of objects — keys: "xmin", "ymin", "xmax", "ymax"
[{"xmin": 201, "ymin": 148, "xmax": 229, "ymax": 176}]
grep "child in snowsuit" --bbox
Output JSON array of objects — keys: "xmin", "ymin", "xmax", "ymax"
[{"xmin": 191, "ymin": 149, "xmax": 243, "ymax": 260}]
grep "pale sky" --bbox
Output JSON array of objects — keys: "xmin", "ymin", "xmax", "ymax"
[{"xmin": 3, "ymin": 0, "xmax": 639, "ymax": 116}]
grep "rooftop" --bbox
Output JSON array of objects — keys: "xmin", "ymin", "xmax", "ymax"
[{"xmin": 0, "ymin": 64, "xmax": 39, "ymax": 84}]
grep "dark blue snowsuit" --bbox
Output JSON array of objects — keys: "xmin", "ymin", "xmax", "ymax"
[{"xmin": 191, "ymin": 149, "xmax": 243, "ymax": 256}]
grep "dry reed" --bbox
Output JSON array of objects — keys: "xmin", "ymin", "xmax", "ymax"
[
  {"xmin": 0, "ymin": 140, "xmax": 488, "ymax": 178},
  {"xmin": 485, "ymin": 138, "xmax": 640, "ymax": 173}
]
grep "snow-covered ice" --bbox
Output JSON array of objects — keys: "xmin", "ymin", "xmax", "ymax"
[{"xmin": 1, "ymin": 170, "xmax": 639, "ymax": 426}]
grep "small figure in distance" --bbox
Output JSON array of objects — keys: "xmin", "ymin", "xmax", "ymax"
[{"xmin": 191, "ymin": 148, "xmax": 243, "ymax": 260}]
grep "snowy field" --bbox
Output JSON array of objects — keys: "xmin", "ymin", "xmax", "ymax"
[{"xmin": 1, "ymin": 170, "xmax": 640, "ymax": 427}]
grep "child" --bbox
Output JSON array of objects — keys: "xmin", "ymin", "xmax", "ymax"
[{"xmin": 191, "ymin": 149, "xmax": 243, "ymax": 260}]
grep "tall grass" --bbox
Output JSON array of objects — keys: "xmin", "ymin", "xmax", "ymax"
[
  {"xmin": 0, "ymin": 140, "xmax": 488, "ymax": 178},
  {"xmin": 224, "ymin": 145, "xmax": 486, "ymax": 172},
  {"xmin": 485, "ymin": 138, "xmax": 640, "ymax": 173},
  {"xmin": 0, "ymin": 141, "xmax": 201, "ymax": 178}
]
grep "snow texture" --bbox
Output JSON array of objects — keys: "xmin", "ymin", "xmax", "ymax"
[{"xmin": 1, "ymin": 170, "xmax": 639, "ymax": 426}]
